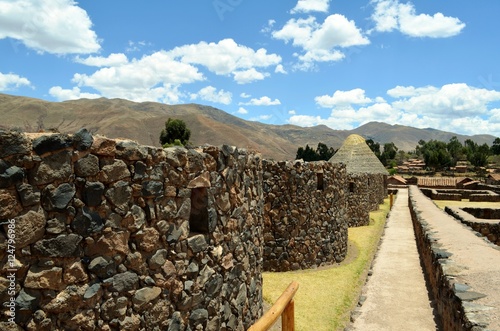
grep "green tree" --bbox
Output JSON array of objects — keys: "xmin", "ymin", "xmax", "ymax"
[
  {"xmin": 491, "ymin": 137, "xmax": 500, "ymax": 155},
  {"xmin": 464, "ymin": 139, "xmax": 490, "ymax": 167},
  {"xmin": 296, "ymin": 142, "xmax": 336, "ymax": 161},
  {"xmin": 365, "ymin": 139, "xmax": 381, "ymax": 159},
  {"xmin": 446, "ymin": 136, "xmax": 465, "ymax": 166},
  {"xmin": 160, "ymin": 118, "xmax": 191, "ymax": 147},
  {"xmin": 416, "ymin": 139, "xmax": 452, "ymax": 171},
  {"xmin": 380, "ymin": 142, "xmax": 398, "ymax": 166}
]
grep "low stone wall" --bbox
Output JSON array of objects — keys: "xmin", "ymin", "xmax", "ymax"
[
  {"xmin": 262, "ymin": 160, "xmax": 348, "ymax": 271},
  {"xmin": 408, "ymin": 186, "xmax": 497, "ymax": 331},
  {"xmin": 445, "ymin": 207, "xmax": 500, "ymax": 246},
  {"xmin": 420, "ymin": 188, "xmax": 500, "ymax": 202},
  {"xmin": 0, "ymin": 130, "xmax": 264, "ymax": 330},
  {"xmin": 347, "ymin": 174, "xmax": 386, "ymax": 227}
]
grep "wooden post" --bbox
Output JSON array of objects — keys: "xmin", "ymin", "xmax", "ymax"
[
  {"xmin": 282, "ymin": 299, "xmax": 295, "ymax": 331},
  {"xmin": 390, "ymin": 193, "xmax": 394, "ymax": 209},
  {"xmin": 248, "ymin": 281, "xmax": 299, "ymax": 331}
]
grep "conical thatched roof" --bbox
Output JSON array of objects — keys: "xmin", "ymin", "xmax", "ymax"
[{"xmin": 329, "ymin": 134, "xmax": 389, "ymax": 175}]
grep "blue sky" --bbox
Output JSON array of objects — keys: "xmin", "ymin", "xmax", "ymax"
[{"xmin": 1, "ymin": 0, "xmax": 500, "ymax": 136}]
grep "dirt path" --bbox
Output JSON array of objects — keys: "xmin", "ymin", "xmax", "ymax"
[{"xmin": 349, "ymin": 189, "xmax": 438, "ymax": 331}]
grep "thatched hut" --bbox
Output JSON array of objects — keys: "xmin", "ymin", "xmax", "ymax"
[{"xmin": 329, "ymin": 134, "xmax": 388, "ymax": 227}]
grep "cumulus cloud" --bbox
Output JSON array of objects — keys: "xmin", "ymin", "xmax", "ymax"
[
  {"xmin": 240, "ymin": 96, "xmax": 281, "ymax": 106},
  {"xmin": 291, "ymin": 0, "xmax": 330, "ymax": 14},
  {"xmin": 190, "ymin": 86, "xmax": 232, "ymax": 105},
  {"xmin": 75, "ymin": 53, "xmax": 129, "ymax": 67},
  {"xmin": 0, "ymin": 72, "xmax": 32, "ymax": 90},
  {"xmin": 167, "ymin": 38, "xmax": 281, "ymax": 81},
  {"xmin": 272, "ymin": 14, "xmax": 369, "ymax": 68},
  {"xmin": 289, "ymin": 83, "xmax": 500, "ymax": 137},
  {"xmin": 0, "ymin": 0, "xmax": 100, "ymax": 54},
  {"xmin": 371, "ymin": 0, "xmax": 465, "ymax": 38},
  {"xmin": 70, "ymin": 51, "xmax": 204, "ymax": 103},
  {"xmin": 237, "ymin": 107, "xmax": 248, "ymax": 114},
  {"xmin": 233, "ymin": 68, "xmax": 270, "ymax": 84},
  {"xmin": 49, "ymin": 86, "xmax": 101, "ymax": 101},
  {"xmin": 315, "ymin": 88, "xmax": 372, "ymax": 107}
]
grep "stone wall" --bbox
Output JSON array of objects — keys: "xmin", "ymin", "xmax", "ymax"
[
  {"xmin": 346, "ymin": 174, "xmax": 386, "ymax": 227},
  {"xmin": 262, "ymin": 160, "xmax": 348, "ymax": 271},
  {"xmin": 445, "ymin": 207, "xmax": 500, "ymax": 246},
  {"xmin": 409, "ymin": 186, "xmax": 497, "ymax": 331},
  {"xmin": 0, "ymin": 130, "xmax": 264, "ymax": 331}
]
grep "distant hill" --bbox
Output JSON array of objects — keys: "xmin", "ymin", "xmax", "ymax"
[{"xmin": 0, "ymin": 93, "xmax": 496, "ymax": 160}]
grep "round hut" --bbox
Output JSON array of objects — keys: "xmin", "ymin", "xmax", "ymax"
[{"xmin": 329, "ymin": 134, "xmax": 388, "ymax": 227}]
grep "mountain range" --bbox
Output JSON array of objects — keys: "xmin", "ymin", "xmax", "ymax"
[{"xmin": 0, "ymin": 93, "xmax": 496, "ymax": 160}]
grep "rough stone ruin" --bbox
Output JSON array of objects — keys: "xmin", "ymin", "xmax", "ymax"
[{"xmin": 0, "ymin": 129, "xmax": 386, "ymax": 330}]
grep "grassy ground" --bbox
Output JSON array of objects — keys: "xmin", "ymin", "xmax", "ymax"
[{"xmin": 262, "ymin": 198, "xmax": 391, "ymax": 331}]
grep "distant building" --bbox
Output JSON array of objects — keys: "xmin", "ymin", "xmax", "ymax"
[
  {"xmin": 387, "ymin": 175, "xmax": 407, "ymax": 188},
  {"xmin": 486, "ymin": 173, "xmax": 500, "ymax": 185},
  {"xmin": 329, "ymin": 134, "xmax": 388, "ymax": 227}
]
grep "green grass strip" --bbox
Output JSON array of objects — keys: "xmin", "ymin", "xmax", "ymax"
[{"xmin": 262, "ymin": 197, "xmax": 390, "ymax": 331}]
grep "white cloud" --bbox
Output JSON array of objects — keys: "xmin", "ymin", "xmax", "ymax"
[
  {"xmin": 371, "ymin": 0, "xmax": 465, "ymax": 38},
  {"xmin": 167, "ymin": 38, "xmax": 281, "ymax": 81},
  {"xmin": 240, "ymin": 96, "xmax": 281, "ymax": 106},
  {"xmin": 233, "ymin": 68, "xmax": 270, "ymax": 84},
  {"xmin": 75, "ymin": 53, "xmax": 129, "ymax": 67},
  {"xmin": 288, "ymin": 110, "xmax": 297, "ymax": 115},
  {"xmin": 275, "ymin": 64, "xmax": 287, "ymax": 74},
  {"xmin": 0, "ymin": 0, "xmax": 100, "ymax": 54},
  {"xmin": 237, "ymin": 107, "xmax": 248, "ymax": 114},
  {"xmin": 272, "ymin": 14, "xmax": 369, "ymax": 68},
  {"xmin": 240, "ymin": 92, "xmax": 251, "ymax": 98},
  {"xmin": 71, "ymin": 51, "xmax": 204, "ymax": 103},
  {"xmin": 297, "ymin": 83, "xmax": 500, "ymax": 137},
  {"xmin": 391, "ymin": 83, "xmax": 500, "ymax": 117},
  {"xmin": 0, "ymin": 72, "xmax": 32, "ymax": 90},
  {"xmin": 291, "ymin": 0, "xmax": 330, "ymax": 14},
  {"xmin": 315, "ymin": 88, "xmax": 372, "ymax": 107},
  {"xmin": 49, "ymin": 86, "xmax": 101, "ymax": 101},
  {"xmin": 190, "ymin": 86, "xmax": 232, "ymax": 105}
]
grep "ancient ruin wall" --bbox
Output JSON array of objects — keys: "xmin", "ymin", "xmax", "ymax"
[
  {"xmin": 262, "ymin": 160, "xmax": 349, "ymax": 271},
  {"xmin": 0, "ymin": 130, "xmax": 264, "ymax": 330},
  {"xmin": 346, "ymin": 174, "xmax": 386, "ymax": 227}
]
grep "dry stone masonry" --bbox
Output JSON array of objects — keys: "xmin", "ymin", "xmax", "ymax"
[
  {"xmin": 262, "ymin": 160, "xmax": 348, "ymax": 271},
  {"xmin": 0, "ymin": 129, "xmax": 375, "ymax": 330},
  {"xmin": 0, "ymin": 130, "xmax": 265, "ymax": 330}
]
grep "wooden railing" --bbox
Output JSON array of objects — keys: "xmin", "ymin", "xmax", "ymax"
[{"xmin": 248, "ymin": 281, "xmax": 299, "ymax": 331}]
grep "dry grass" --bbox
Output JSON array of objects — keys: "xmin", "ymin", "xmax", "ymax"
[
  {"xmin": 262, "ymin": 198, "xmax": 390, "ymax": 331},
  {"xmin": 433, "ymin": 199, "xmax": 500, "ymax": 210}
]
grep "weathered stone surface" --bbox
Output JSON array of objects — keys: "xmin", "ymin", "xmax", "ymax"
[
  {"xmin": 190, "ymin": 308, "xmax": 209, "ymax": 326},
  {"xmin": 41, "ymin": 183, "xmax": 75, "ymax": 210},
  {"xmin": 108, "ymin": 271, "xmax": 139, "ymax": 292},
  {"xmin": 16, "ymin": 183, "xmax": 40, "ymax": 206},
  {"xmin": 133, "ymin": 286, "xmax": 162, "ymax": 310},
  {"xmin": 101, "ymin": 296, "xmax": 128, "ymax": 320},
  {"xmin": 0, "ymin": 189, "xmax": 22, "ymax": 218},
  {"xmin": 24, "ymin": 267, "xmax": 63, "ymax": 290},
  {"xmin": 136, "ymin": 227, "xmax": 160, "ymax": 252},
  {"xmin": 32, "ymin": 234, "xmax": 83, "ymax": 257},
  {"xmin": 90, "ymin": 135, "xmax": 116, "ymax": 156},
  {"xmin": 116, "ymin": 140, "xmax": 148, "ymax": 160},
  {"xmin": 148, "ymin": 249, "xmax": 168, "ymax": 269},
  {"xmin": 121, "ymin": 205, "xmax": 146, "ymax": 232},
  {"xmin": 82, "ymin": 181, "xmax": 104, "ymax": 207},
  {"xmin": 72, "ymin": 206, "xmax": 104, "ymax": 236},
  {"xmin": 85, "ymin": 231, "xmax": 129, "ymax": 256},
  {"xmin": 43, "ymin": 284, "xmax": 87, "ymax": 313},
  {"xmin": 15, "ymin": 289, "xmax": 40, "ymax": 311},
  {"xmin": 46, "ymin": 215, "xmax": 66, "ymax": 234},
  {"xmin": 73, "ymin": 128, "xmax": 93, "ymax": 151},
  {"xmin": 63, "ymin": 261, "xmax": 88, "ymax": 284},
  {"xmin": 12, "ymin": 210, "xmax": 46, "ymax": 248},
  {"xmin": 188, "ymin": 234, "xmax": 208, "ymax": 253},
  {"xmin": 187, "ymin": 172, "xmax": 211, "ymax": 188},
  {"xmin": 105, "ymin": 180, "xmax": 132, "ymax": 207},
  {"xmin": 88, "ymin": 256, "xmax": 116, "ymax": 279},
  {"xmin": 0, "ymin": 130, "xmax": 31, "ymax": 157},
  {"xmin": 32, "ymin": 134, "xmax": 72, "ymax": 155},
  {"xmin": 99, "ymin": 159, "xmax": 130, "ymax": 183},
  {"xmin": 30, "ymin": 150, "xmax": 72, "ymax": 185},
  {"xmin": 74, "ymin": 154, "xmax": 99, "ymax": 177},
  {"xmin": 0, "ymin": 165, "xmax": 24, "ymax": 188},
  {"xmin": 142, "ymin": 180, "xmax": 163, "ymax": 197}
]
